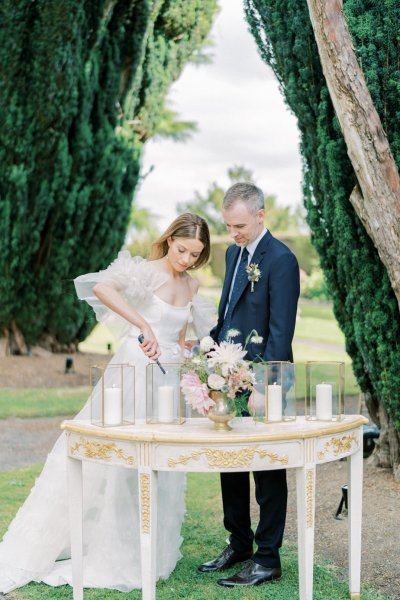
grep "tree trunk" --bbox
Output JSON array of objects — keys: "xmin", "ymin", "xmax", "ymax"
[
  {"xmin": 367, "ymin": 399, "xmax": 400, "ymax": 481},
  {"xmin": 306, "ymin": 0, "xmax": 400, "ymax": 312},
  {"xmin": 1, "ymin": 322, "xmax": 28, "ymax": 356},
  {"xmin": 0, "ymin": 329, "xmax": 10, "ymax": 358},
  {"xmin": 367, "ymin": 402, "xmax": 400, "ymax": 481}
]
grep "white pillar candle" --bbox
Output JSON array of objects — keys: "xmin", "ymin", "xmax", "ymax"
[
  {"xmin": 104, "ymin": 385, "xmax": 122, "ymax": 426},
  {"xmin": 267, "ymin": 383, "xmax": 282, "ymax": 422},
  {"xmin": 316, "ymin": 383, "xmax": 333, "ymax": 420},
  {"xmin": 158, "ymin": 385, "xmax": 175, "ymax": 423}
]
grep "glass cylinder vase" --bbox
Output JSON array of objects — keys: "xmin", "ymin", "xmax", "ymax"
[
  {"xmin": 90, "ymin": 363, "xmax": 135, "ymax": 427},
  {"xmin": 305, "ymin": 361, "xmax": 344, "ymax": 421},
  {"xmin": 252, "ymin": 361, "xmax": 297, "ymax": 423},
  {"xmin": 146, "ymin": 363, "xmax": 184, "ymax": 424}
]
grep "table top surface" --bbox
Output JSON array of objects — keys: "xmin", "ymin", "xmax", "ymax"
[{"xmin": 62, "ymin": 415, "xmax": 368, "ymax": 444}]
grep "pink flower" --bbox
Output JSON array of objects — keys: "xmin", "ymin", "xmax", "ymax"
[
  {"xmin": 181, "ymin": 371, "xmax": 201, "ymax": 387},
  {"xmin": 181, "ymin": 371, "xmax": 215, "ymax": 416}
]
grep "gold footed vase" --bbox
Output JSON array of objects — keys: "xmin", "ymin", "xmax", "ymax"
[{"xmin": 207, "ymin": 391, "xmax": 236, "ymax": 431}]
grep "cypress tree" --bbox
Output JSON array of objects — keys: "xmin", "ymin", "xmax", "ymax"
[
  {"xmin": 245, "ymin": 0, "xmax": 400, "ymax": 475},
  {"xmin": 0, "ymin": 0, "xmax": 217, "ymax": 352}
]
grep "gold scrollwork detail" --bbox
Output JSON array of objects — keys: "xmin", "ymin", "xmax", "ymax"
[
  {"xmin": 318, "ymin": 432, "xmax": 359, "ymax": 460},
  {"xmin": 70, "ymin": 437, "xmax": 134, "ymax": 465},
  {"xmin": 168, "ymin": 446, "xmax": 288, "ymax": 469},
  {"xmin": 306, "ymin": 469, "xmax": 314, "ymax": 528},
  {"xmin": 140, "ymin": 474, "xmax": 150, "ymax": 534}
]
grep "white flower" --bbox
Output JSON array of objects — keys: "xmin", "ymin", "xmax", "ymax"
[
  {"xmin": 207, "ymin": 373, "xmax": 225, "ymax": 390},
  {"xmin": 250, "ymin": 334, "xmax": 263, "ymax": 344},
  {"xmin": 221, "ymin": 364, "xmax": 230, "ymax": 377},
  {"xmin": 200, "ymin": 336, "xmax": 215, "ymax": 353},
  {"xmin": 207, "ymin": 341, "xmax": 247, "ymax": 372},
  {"xmin": 245, "ymin": 263, "xmax": 262, "ymax": 292},
  {"xmin": 227, "ymin": 328, "xmax": 241, "ymax": 339}
]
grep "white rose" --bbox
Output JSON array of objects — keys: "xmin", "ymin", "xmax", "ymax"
[
  {"xmin": 200, "ymin": 336, "xmax": 215, "ymax": 353},
  {"xmin": 207, "ymin": 373, "xmax": 225, "ymax": 390}
]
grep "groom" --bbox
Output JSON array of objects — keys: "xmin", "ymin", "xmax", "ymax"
[{"xmin": 199, "ymin": 182, "xmax": 300, "ymax": 587}]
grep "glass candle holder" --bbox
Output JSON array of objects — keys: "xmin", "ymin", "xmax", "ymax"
[
  {"xmin": 252, "ymin": 361, "xmax": 297, "ymax": 423},
  {"xmin": 146, "ymin": 363, "xmax": 184, "ymax": 424},
  {"xmin": 90, "ymin": 363, "xmax": 135, "ymax": 427},
  {"xmin": 305, "ymin": 361, "xmax": 344, "ymax": 421}
]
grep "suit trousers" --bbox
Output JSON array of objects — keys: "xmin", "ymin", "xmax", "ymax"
[{"xmin": 220, "ymin": 468, "xmax": 287, "ymax": 568}]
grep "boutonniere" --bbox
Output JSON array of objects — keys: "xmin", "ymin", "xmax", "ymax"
[{"xmin": 245, "ymin": 263, "xmax": 262, "ymax": 292}]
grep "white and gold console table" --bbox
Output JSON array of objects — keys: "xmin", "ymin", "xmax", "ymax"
[{"xmin": 62, "ymin": 415, "xmax": 367, "ymax": 600}]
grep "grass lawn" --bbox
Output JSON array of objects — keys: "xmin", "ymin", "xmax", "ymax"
[
  {"xmin": 0, "ymin": 388, "xmax": 90, "ymax": 419},
  {"xmin": 0, "ymin": 467, "xmax": 387, "ymax": 600},
  {"xmin": 295, "ymin": 302, "xmax": 346, "ymax": 347}
]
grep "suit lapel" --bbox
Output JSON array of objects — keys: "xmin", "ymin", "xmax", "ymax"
[{"xmin": 219, "ymin": 245, "xmax": 240, "ymax": 317}]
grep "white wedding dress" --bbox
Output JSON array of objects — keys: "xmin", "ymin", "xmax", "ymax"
[{"xmin": 0, "ymin": 252, "xmax": 215, "ymax": 594}]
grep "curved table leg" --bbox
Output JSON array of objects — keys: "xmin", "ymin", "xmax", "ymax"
[
  {"xmin": 139, "ymin": 468, "xmax": 158, "ymax": 600},
  {"xmin": 348, "ymin": 446, "xmax": 363, "ymax": 599}
]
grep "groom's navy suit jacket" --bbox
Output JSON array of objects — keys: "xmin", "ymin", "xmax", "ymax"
[{"xmin": 211, "ymin": 231, "xmax": 299, "ymax": 363}]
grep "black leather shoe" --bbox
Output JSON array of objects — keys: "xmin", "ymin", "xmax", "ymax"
[
  {"xmin": 217, "ymin": 560, "xmax": 282, "ymax": 586},
  {"xmin": 197, "ymin": 545, "xmax": 253, "ymax": 573}
]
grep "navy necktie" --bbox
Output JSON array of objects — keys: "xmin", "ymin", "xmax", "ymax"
[{"xmin": 218, "ymin": 247, "xmax": 249, "ymax": 342}]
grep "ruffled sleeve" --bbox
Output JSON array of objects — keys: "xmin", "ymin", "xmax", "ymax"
[
  {"xmin": 74, "ymin": 251, "xmax": 168, "ymax": 332},
  {"xmin": 189, "ymin": 294, "xmax": 217, "ymax": 339}
]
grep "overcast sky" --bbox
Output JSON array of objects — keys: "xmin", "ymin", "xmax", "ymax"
[{"xmin": 135, "ymin": 0, "xmax": 302, "ymax": 230}]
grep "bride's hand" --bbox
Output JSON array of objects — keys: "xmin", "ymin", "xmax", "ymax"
[
  {"xmin": 139, "ymin": 326, "xmax": 161, "ymax": 360},
  {"xmin": 185, "ymin": 339, "xmax": 199, "ymax": 351}
]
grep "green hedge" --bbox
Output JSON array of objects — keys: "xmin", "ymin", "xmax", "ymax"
[
  {"xmin": 0, "ymin": 0, "xmax": 217, "ymax": 350},
  {"xmin": 245, "ymin": 0, "xmax": 400, "ymax": 428}
]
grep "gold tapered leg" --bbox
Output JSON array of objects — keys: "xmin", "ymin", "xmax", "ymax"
[{"xmin": 349, "ymin": 594, "xmax": 360, "ymax": 599}]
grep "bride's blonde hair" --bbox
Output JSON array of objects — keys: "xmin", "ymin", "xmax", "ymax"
[{"xmin": 150, "ymin": 213, "xmax": 210, "ymax": 269}]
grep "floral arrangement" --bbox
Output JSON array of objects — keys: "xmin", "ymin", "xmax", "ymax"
[
  {"xmin": 245, "ymin": 262, "xmax": 261, "ymax": 292},
  {"xmin": 181, "ymin": 331, "xmax": 262, "ymax": 416}
]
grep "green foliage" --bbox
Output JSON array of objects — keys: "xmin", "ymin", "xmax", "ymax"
[
  {"xmin": 245, "ymin": 0, "xmax": 400, "ymax": 429},
  {"xmin": 126, "ymin": 204, "xmax": 161, "ymax": 259},
  {"xmin": 280, "ymin": 234, "xmax": 320, "ymax": 276},
  {"xmin": 0, "ymin": 0, "xmax": 217, "ymax": 350},
  {"xmin": 302, "ymin": 267, "xmax": 331, "ymax": 301},
  {"xmin": 128, "ymin": 205, "xmax": 159, "ymax": 235},
  {"xmin": 153, "ymin": 106, "xmax": 198, "ymax": 142},
  {"xmin": 177, "ymin": 181, "xmax": 227, "ymax": 235}
]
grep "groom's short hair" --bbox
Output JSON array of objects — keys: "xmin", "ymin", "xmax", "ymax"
[{"xmin": 223, "ymin": 182, "xmax": 264, "ymax": 214}]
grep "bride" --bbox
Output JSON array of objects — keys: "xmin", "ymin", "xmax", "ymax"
[{"xmin": 0, "ymin": 213, "xmax": 216, "ymax": 593}]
